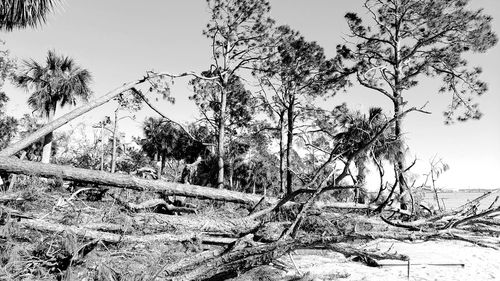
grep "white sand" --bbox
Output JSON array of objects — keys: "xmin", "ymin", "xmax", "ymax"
[{"xmin": 285, "ymin": 240, "xmax": 500, "ymax": 281}]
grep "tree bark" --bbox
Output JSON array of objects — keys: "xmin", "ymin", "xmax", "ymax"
[
  {"xmin": 99, "ymin": 122, "xmax": 105, "ymax": 171},
  {"xmin": 133, "ymin": 213, "xmax": 260, "ymax": 236},
  {"xmin": 41, "ymin": 109, "xmax": 55, "ymax": 164},
  {"xmin": 159, "ymin": 151, "xmax": 166, "ymax": 179},
  {"xmin": 217, "ymin": 87, "xmax": 227, "ymax": 189},
  {"xmin": 392, "ymin": 15, "xmax": 410, "ymax": 209},
  {"xmin": 0, "ymin": 156, "xmax": 266, "ymax": 204},
  {"xmin": 285, "ymin": 97, "xmax": 295, "ymax": 195},
  {"xmin": 110, "ymin": 109, "xmax": 118, "ymax": 173},
  {"xmin": 228, "ymin": 158, "xmax": 234, "ymax": 190},
  {"xmin": 279, "ymin": 111, "xmax": 286, "ymax": 194},
  {"xmin": 393, "ymin": 99, "xmax": 409, "ymax": 209},
  {"xmin": 17, "ymin": 219, "xmax": 235, "ymax": 245}
]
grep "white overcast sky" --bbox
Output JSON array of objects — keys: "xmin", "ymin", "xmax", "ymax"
[{"xmin": 1, "ymin": 0, "xmax": 499, "ymax": 189}]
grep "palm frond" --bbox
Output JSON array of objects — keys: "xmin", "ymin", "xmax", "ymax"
[{"xmin": 0, "ymin": 0, "xmax": 61, "ymax": 31}]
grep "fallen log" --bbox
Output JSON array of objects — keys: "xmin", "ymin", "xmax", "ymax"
[
  {"xmin": 133, "ymin": 213, "xmax": 260, "ymax": 237},
  {"xmin": 351, "ymin": 230, "xmax": 500, "ymax": 249},
  {"xmin": 305, "ymin": 242, "xmax": 409, "ymax": 261},
  {"xmin": 16, "ymin": 219, "xmax": 236, "ymax": 244},
  {"xmin": 110, "ymin": 194, "xmax": 197, "ymax": 215},
  {"xmin": 0, "ymin": 157, "xmax": 401, "ymax": 214},
  {"xmin": 0, "ymin": 156, "xmax": 264, "ymax": 205},
  {"xmin": 128, "ymin": 198, "xmax": 197, "ymax": 214},
  {"xmin": 320, "ymin": 202, "xmax": 412, "ymax": 216}
]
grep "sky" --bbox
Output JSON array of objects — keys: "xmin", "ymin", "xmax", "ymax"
[{"xmin": 0, "ymin": 0, "xmax": 499, "ymax": 190}]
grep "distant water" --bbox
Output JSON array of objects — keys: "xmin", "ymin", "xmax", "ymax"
[{"xmin": 422, "ymin": 191, "xmax": 497, "ymax": 210}]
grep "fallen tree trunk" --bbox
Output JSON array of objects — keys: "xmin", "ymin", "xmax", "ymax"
[
  {"xmin": 351, "ymin": 230, "xmax": 500, "ymax": 249},
  {"xmin": 109, "ymin": 194, "xmax": 197, "ymax": 215},
  {"xmin": 305, "ymin": 242, "xmax": 408, "ymax": 261},
  {"xmin": 0, "ymin": 156, "xmax": 263, "ymax": 204},
  {"xmin": 17, "ymin": 219, "xmax": 236, "ymax": 244},
  {"xmin": 0, "ymin": 156, "xmax": 378, "ymax": 210},
  {"xmin": 320, "ymin": 202, "xmax": 412, "ymax": 216},
  {"xmin": 133, "ymin": 213, "xmax": 260, "ymax": 237}
]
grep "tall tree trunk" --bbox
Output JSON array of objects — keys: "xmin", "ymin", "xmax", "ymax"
[
  {"xmin": 99, "ymin": 122, "xmax": 105, "ymax": 171},
  {"xmin": 217, "ymin": 88, "xmax": 227, "ymax": 189},
  {"xmin": 394, "ymin": 98, "xmax": 409, "ymax": 210},
  {"xmin": 160, "ymin": 152, "xmax": 166, "ymax": 179},
  {"xmin": 392, "ymin": 16, "xmax": 409, "ymax": 209},
  {"xmin": 285, "ymin": 99, "xmax": 295, "ymax": 195},
  {"xmin": 41, "ymin": 109, "xmax": 55, "ymax": 164},
  {"xmin": 355, "ymin": 158, "xmax": 367, "ymax": 204},
  {"xmin": 228, "ymin": 158, "xmax": 234, "ymax": 190},
  {"xmin": 110, "ymin": 109, "xmax": 118, "ymax": 173},
  {"xmin": 278, "ymin": 112, "xmax": 286, "ymax": 194}
]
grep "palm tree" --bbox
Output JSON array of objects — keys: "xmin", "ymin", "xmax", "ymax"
[
  {"xmin": 140, "ymin": 117, "xmax": 180, "ymax": 179},
  {"xmin": 331, "ymin": 106, "xmax": 401, "ymax": 202},
  {"xmin": 14, "ymin": 50, "xmax": 92, "ymax": 163},
  {"xmin": 0, "ymin": 0, "xmax": 60, "ymax": 31}
]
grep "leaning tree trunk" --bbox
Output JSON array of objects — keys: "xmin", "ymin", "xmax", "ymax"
[
  {"xmin": 41, "ymin": 109, "xmax": 55, "ymax": 164},
  {"xmin": 0, "ymin": 79, "xmax": 148, "ymax": 157}
]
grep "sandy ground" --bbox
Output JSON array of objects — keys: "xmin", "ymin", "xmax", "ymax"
[{"xmin": 283, "ymin": 240, "xmax": 500, "ymax": 281}]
